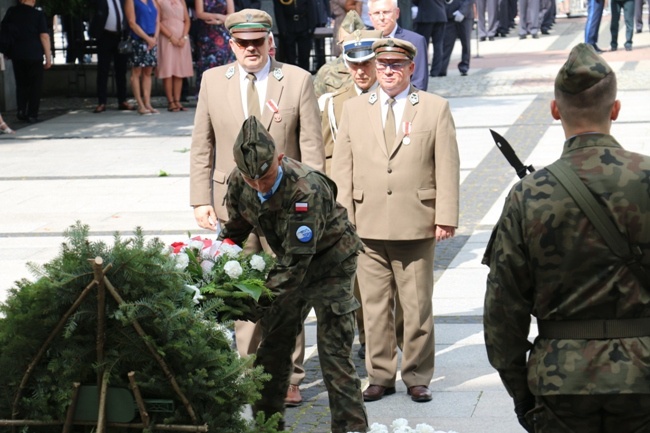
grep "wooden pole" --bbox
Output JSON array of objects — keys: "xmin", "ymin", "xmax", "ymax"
[
  {"xmin": 96, "ymin": 370, "xmax": 110, "ymax": 433},
  {"xmin": 11, "ymin": 259, "xmax": 113, "ymax": 420},
  {"xmin": 61, "ymin": 382, "xmax": 81, "ymax": 433},
  {"xmin": 92, "ymin": 257, "xmax": 106, "ymax": 387},
  {"xmin": 103, "ymin": 277, "xmax": 198, "ymax": 423},
  {"xmin": 128, "ymin": 371, "xmax": 150, "ymax": 428}
]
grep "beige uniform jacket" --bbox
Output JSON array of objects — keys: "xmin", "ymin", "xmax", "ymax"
[
  {"xmin": 190, "ymin": 57, "xmax": 325, "ymax": 220},
  {"xmin": 332, "ymin": 87, "xmax": 460, "ymax": 240}
]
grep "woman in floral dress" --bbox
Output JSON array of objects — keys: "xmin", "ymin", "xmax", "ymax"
[{"xmin": 194, "ymin": 0, "xmax": 235, "ymax": 92}]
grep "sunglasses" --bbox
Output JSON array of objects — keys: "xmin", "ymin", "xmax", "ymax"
[
  {"xmin": 232, "ymin": 37, "xmax": 267, "ymax": 48},
  {"xmin": 376, "ymin": 61, "xmax": 411, "ymax": 72}
]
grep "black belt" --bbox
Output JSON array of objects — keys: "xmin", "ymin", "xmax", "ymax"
[{"xmin": 537, "ymin": 318, "xmax": 650, "ymax": 339}]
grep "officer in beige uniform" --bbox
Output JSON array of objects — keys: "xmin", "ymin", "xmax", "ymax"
[
  {"xmin": 189, "ymin": 8, "xmax": 325, "ymax": 406},
  {"xmin": 332, "ymin": 38, "xmax": 460, "ymax": 403}
]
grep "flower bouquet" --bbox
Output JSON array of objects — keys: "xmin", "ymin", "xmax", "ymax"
[
  {"xmin": 350, "ymin": 419, "xmax": 459, "ymax": 433},
  {"xmin": 169, "ymin": 236, "xmax": 275, "ymax": 322}
]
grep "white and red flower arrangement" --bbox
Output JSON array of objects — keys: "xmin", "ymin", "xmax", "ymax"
[{"xmin": 167, "ymin": 236, "xmax": 274, "ymax": 321}]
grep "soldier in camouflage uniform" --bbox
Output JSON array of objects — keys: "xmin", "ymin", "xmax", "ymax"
[
  {"xmin": 313, "ymin": 10, "xmax": 367, "ymax": 98},
  {"xmin": 483, "ymin": 43, "xmax": 650, "ymax": 433},
  {"xmin": 219, "ymin": 116, "xmax": 368, "ymax": 433}
]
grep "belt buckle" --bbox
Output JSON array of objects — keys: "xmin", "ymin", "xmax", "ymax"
[{"xmin": 293, "ymin": 14, "xmax": 300, "ymax": 21}]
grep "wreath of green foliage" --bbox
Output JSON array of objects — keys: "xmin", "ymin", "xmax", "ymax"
[{"xmin": 0, "ymin": 222, "xmax": 280, "ymax": 433}]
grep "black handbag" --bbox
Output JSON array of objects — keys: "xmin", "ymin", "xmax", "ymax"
[{"xmin": 117, "ymin": 37, "xmax": 133, "ymax": 55}]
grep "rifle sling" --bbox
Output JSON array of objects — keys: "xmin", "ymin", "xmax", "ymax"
[{"xmin": 546, "ymin": 160, "xmax": 650, "ymax": 288}]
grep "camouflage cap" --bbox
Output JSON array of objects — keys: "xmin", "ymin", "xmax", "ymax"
[
  {"xmin": 234, "ymin": 116, "xmax": 276, "ymax": 180},
  {"xmin": 343, "ymin": 29, "xmax": 383, "ymax": 63},
  {"xmin": 338, "ymin": 11, "xmax": 366, "ymax": 44},
  {"xmin": 372, "ymin": 38, "xmax": 417, "ymax": 60},
  {"xmin": 225, "ymin": 9, "xmax": 272, "ymax": 40},
  {"xmin": 555, "ymin": 43, "xmax": 613, "ymax": 94}
]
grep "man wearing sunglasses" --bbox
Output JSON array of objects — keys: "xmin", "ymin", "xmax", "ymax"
[
  {"xmin": 189, "ymin": 8, "xmax": 324, "ymax": 409},
  {"xmin": 332, "ymin": 38, "xmax": 460, "ymax": 403}
]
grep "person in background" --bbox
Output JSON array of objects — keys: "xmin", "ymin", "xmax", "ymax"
[
  {"xmin": 61, "ymin": 14, "xmax": 86, "ymax": 64},
  {"xmin": 272, "ymin": 0, "xmax": 319, "ymax": 72},
  {"xmin": 194, "ymin": 0, "xmax": 235, "ymax": 92},
  {"xmin": 0, "ymin": 113, "xmax": 15, "ymax": 134},
  {"xmin": 476, "ymin": 0, "xmax": 498, "ymax": 40},
  {"xmin": 125, "ymin": 0, "xmax": 160, "ymax": 115},
  {"xmin": 412, "ymin": 0, "xmax": 447, "ymax": 77},
  {"xmin": 368, "ymin": 0, "xmax": 428, "ymax": 90},
  {"xmin": 1, "ymin": 0, "xmax": 52, "ymax": 124},
  {"xmin": 585, "ymin": 0, "xmax": 606, "ymax": 52},
  {"xmin": 234, "ymin": 0, "xmax": 261, "ymax": 10},
  {"xmin": 634, "ymin": 0, "xmax": 649, "ymax": 33},
  {"xmin": 332, "ymin": 38, "xmax": 460, "ymax": 404},
  {"xmin": 484, "ymin": 43, "xmax": 650, "ymax": 433},
  {"xmin": 440, "ymin": 0, "xmax": 473, "ymax": 76},
  {"xmin": 313, "ymin": 10, "xmax": 367, "ymax": 98},
  {"xmin": 157, "ymin": 0, "xmax": 194, "ymax": 111},
  {"xmin": 609, "ymin": 0, "xmax": 634, "ymax": 51},
  {"xmin": 330, "ymin": 0, "xmax": 360, "ymax": 56},
  {"xmin": 89, "ymin": 0, "xmax": 137, "ymax": 113}
]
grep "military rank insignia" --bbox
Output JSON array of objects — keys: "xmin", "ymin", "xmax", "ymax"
[{"xmin": 295, "ymin": 202, "xmax": 308, "ymax": 212}]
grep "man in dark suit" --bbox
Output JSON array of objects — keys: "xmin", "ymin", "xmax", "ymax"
[
  {"xmin": 412, "ymin": 0, "xmax": 446, "ymax": 77},
  {"xmin": 368, "ymin": 0, "xmax": 429, "ymax": 90},
  {"xmin": 234, "ymin": 0, "xmax": 262, "ymax": 11},
  {"xmin": 89, "ymin": 0, "xmax": 135, "ymax": 113},
  {"xmin": 440, "ymin": 0, "xmax": 474, "ymax": 76}
]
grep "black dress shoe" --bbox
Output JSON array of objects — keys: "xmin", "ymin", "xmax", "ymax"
[
  {"xmin": 541, "ymin": 29, "xmax": 550, "ymax": 35},
  {"xmin": 519, "ymin": 35, "xmax": 527, "ymax": 39},
  {"xmin": 625, "ymin": 45, "xmax": 632, "ymax": 51},
  {"xmin": 532, "ymin": 33, "xmax": 539, "ymax": 39},
  {"xmin": 27, "ymin": 117, "xmax": 39, "ymax": 124},
  {"xmin": 17, "ymin": 112, "xmax": 28, "ymax": 122},
  {"xmin": 363, "ymin": 385, "xmax": 396, "ymax": 402},
  {"xmin": 488, "ymin": 36, "xmax": 495, "ymax": 41},
  {"xmin": 479, "ymin": 36, "xmax": 486, "ymax": 41}
]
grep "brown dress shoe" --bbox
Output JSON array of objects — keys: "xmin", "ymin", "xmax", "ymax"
[
  {"xmin": 118, "ymin": 101, "xmax": 137, "ymax": 111},
  {"xmin": 407, "ymin": 385, "xmax": 432, "ymax": 402},
  {"xmin": 363, "ymin": 385, "xmax": 396, "ymax": 402},
  {"xmin": 284, "ymin": 384, "xmax": 303, "ymax": 407},
  {"xmin": 93, "ymin": 104, "xmax": 106, "ymax": 113}
]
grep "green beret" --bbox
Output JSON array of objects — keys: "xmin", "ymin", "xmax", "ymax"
[
  {"xmin": 555, "ymin": 43, "xmax": 613, "ymax": 94},
  {"xmin": 225, "ymin": 9, "xmax": 272, "ymax": 40},
  {"xmin": 372, "ymin": 38, "xmax": 417, "ymax": 60},
  {"xmin": 338, "ymin": 10, "xmax": 366, "ymax": 43},
  {"xmin": 234, "ymin": 116, "xmax": 276, "ymax": 180}
]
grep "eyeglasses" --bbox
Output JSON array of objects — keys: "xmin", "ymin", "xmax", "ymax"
[
  {"xmin": 232, "ymin": 37, "xmax": 267, "ymax": 48},
  {"xmin": 370, "ymin": 9, "xmax": 395, "ymax": 18},
  {"xmin": 376, "ymin": 61, "xmax": 410, "ymax": 72}
]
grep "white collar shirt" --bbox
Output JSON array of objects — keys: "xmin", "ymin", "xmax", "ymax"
[{"xmin": 238, "ymin": 58, "xmax": 271, "ymax": 118}]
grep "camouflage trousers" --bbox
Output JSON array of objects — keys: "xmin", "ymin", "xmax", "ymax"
[
  {"xmin": 254, "ymin": 255, "xmax": 368, "ymax": 433},
  {"xmin": 527, "ymin": 394, "xmax": 650, "ymax": 432}
]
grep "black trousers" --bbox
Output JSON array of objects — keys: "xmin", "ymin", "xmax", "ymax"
[
  {"xmin": 441, "ymin": 18, "xmax": 472, "ymax": 75},
  {"xmin": 12, "ymin": 58, "xmax": 44, "ymax": 119},
  {"xmin": 414, "ymin": 21, "xmax": 446, "ymax": 77},
  {"xmin": 96, "ymin": 30, "xmax": 129, "ymax": 105},
  {"xmin": 277, "ymin": 29, "xmax": 313, "ymax": 72}
]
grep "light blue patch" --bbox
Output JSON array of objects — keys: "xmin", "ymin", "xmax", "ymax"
[{"xmin": 295, "ymin": 225, "xmax": 313, "ymax": 243}]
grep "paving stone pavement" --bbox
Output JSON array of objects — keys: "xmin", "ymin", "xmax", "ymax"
[{"xmin": 1, "ymin": 13, "xmax": 650, "ymax": 433}]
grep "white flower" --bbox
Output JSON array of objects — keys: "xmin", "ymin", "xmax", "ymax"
[
  {"xmin": 249, "ymin": 254, "xmax": 266, "ymax": 272},
  {"xmin": 392, "ymin": 419, "xmax": 409, "ymax": 429},
  {"xmin": 184, "ymin": 285, "xmax": 204, "ymax": 304},
  {"xmin": 393, "ymin": 427, "xmax": 414, "ymax": 433},
  {"xmin": 415, "ymin": 424, "xmax": 436, "ymax": 433},
  {"xmin": 224, "ymin": 260, "xmax": 243, "ymax": 279},
  {"xmin": 200, "ymin": 259, "xmax": 215, "ymax": 275},
  {"xmin": 188, "ymin": 239, "xmax": 204, "ymax": 251},
  {"xmin": 174, "ymin": 252, "xmax": 189, "ymax": 270},
  {"xmin": 221, "ymin": 243, "xmax": 242, "ymax": 258}
]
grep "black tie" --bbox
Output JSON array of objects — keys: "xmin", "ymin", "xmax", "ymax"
[{"xmin": 111, "ymin": 0, "xmax": 122, "ymax": 33}]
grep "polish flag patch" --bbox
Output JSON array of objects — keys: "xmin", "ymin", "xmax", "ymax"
[{"xmin": 295, "ymin": 202, "xmax": 309, "ymax": 212}]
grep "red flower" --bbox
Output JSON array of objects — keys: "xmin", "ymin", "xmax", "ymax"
[{"xmin": 170, "ymin": 242, "xmax": 187, "ymax": 254}]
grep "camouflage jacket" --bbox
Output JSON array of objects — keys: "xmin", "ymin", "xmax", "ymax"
[
  {"xmin": 312, "ymin": 55, "xmax": 353, "ymax": 98},
  {"xmin": 220, "ymin": 157, "xmax": 363, "ymax": 306},
  {"xmin": 483, "ymin": 133, "xmax": 650, "ymax": 402}
]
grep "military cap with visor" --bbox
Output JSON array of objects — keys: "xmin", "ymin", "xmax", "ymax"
[
  {"xmin": 343, "ymin": 29, "xmax": 384, "ymax": 63},
  {"xmin": 555, "ymin": 43, "xmax": 614, "ymax": 95},
  {"xmin": 372, "ymin": 38, "xmax": 417, "ymax": 60},
  {"xmin": 234, "ymin": 116, "xmax": 277, "ymax": 180},
  {"xmin": 225, "ymin": 8, "xmax": 272, "ymax": 40}
]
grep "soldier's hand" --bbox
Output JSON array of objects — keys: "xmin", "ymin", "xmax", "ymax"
[
  {"xmin": 193, "ymin": 205, "xmax": 219, "ymax": 231},
  {"xmin": 514, "ymin": 397, "xmax": 535, "ymax": 433}
]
